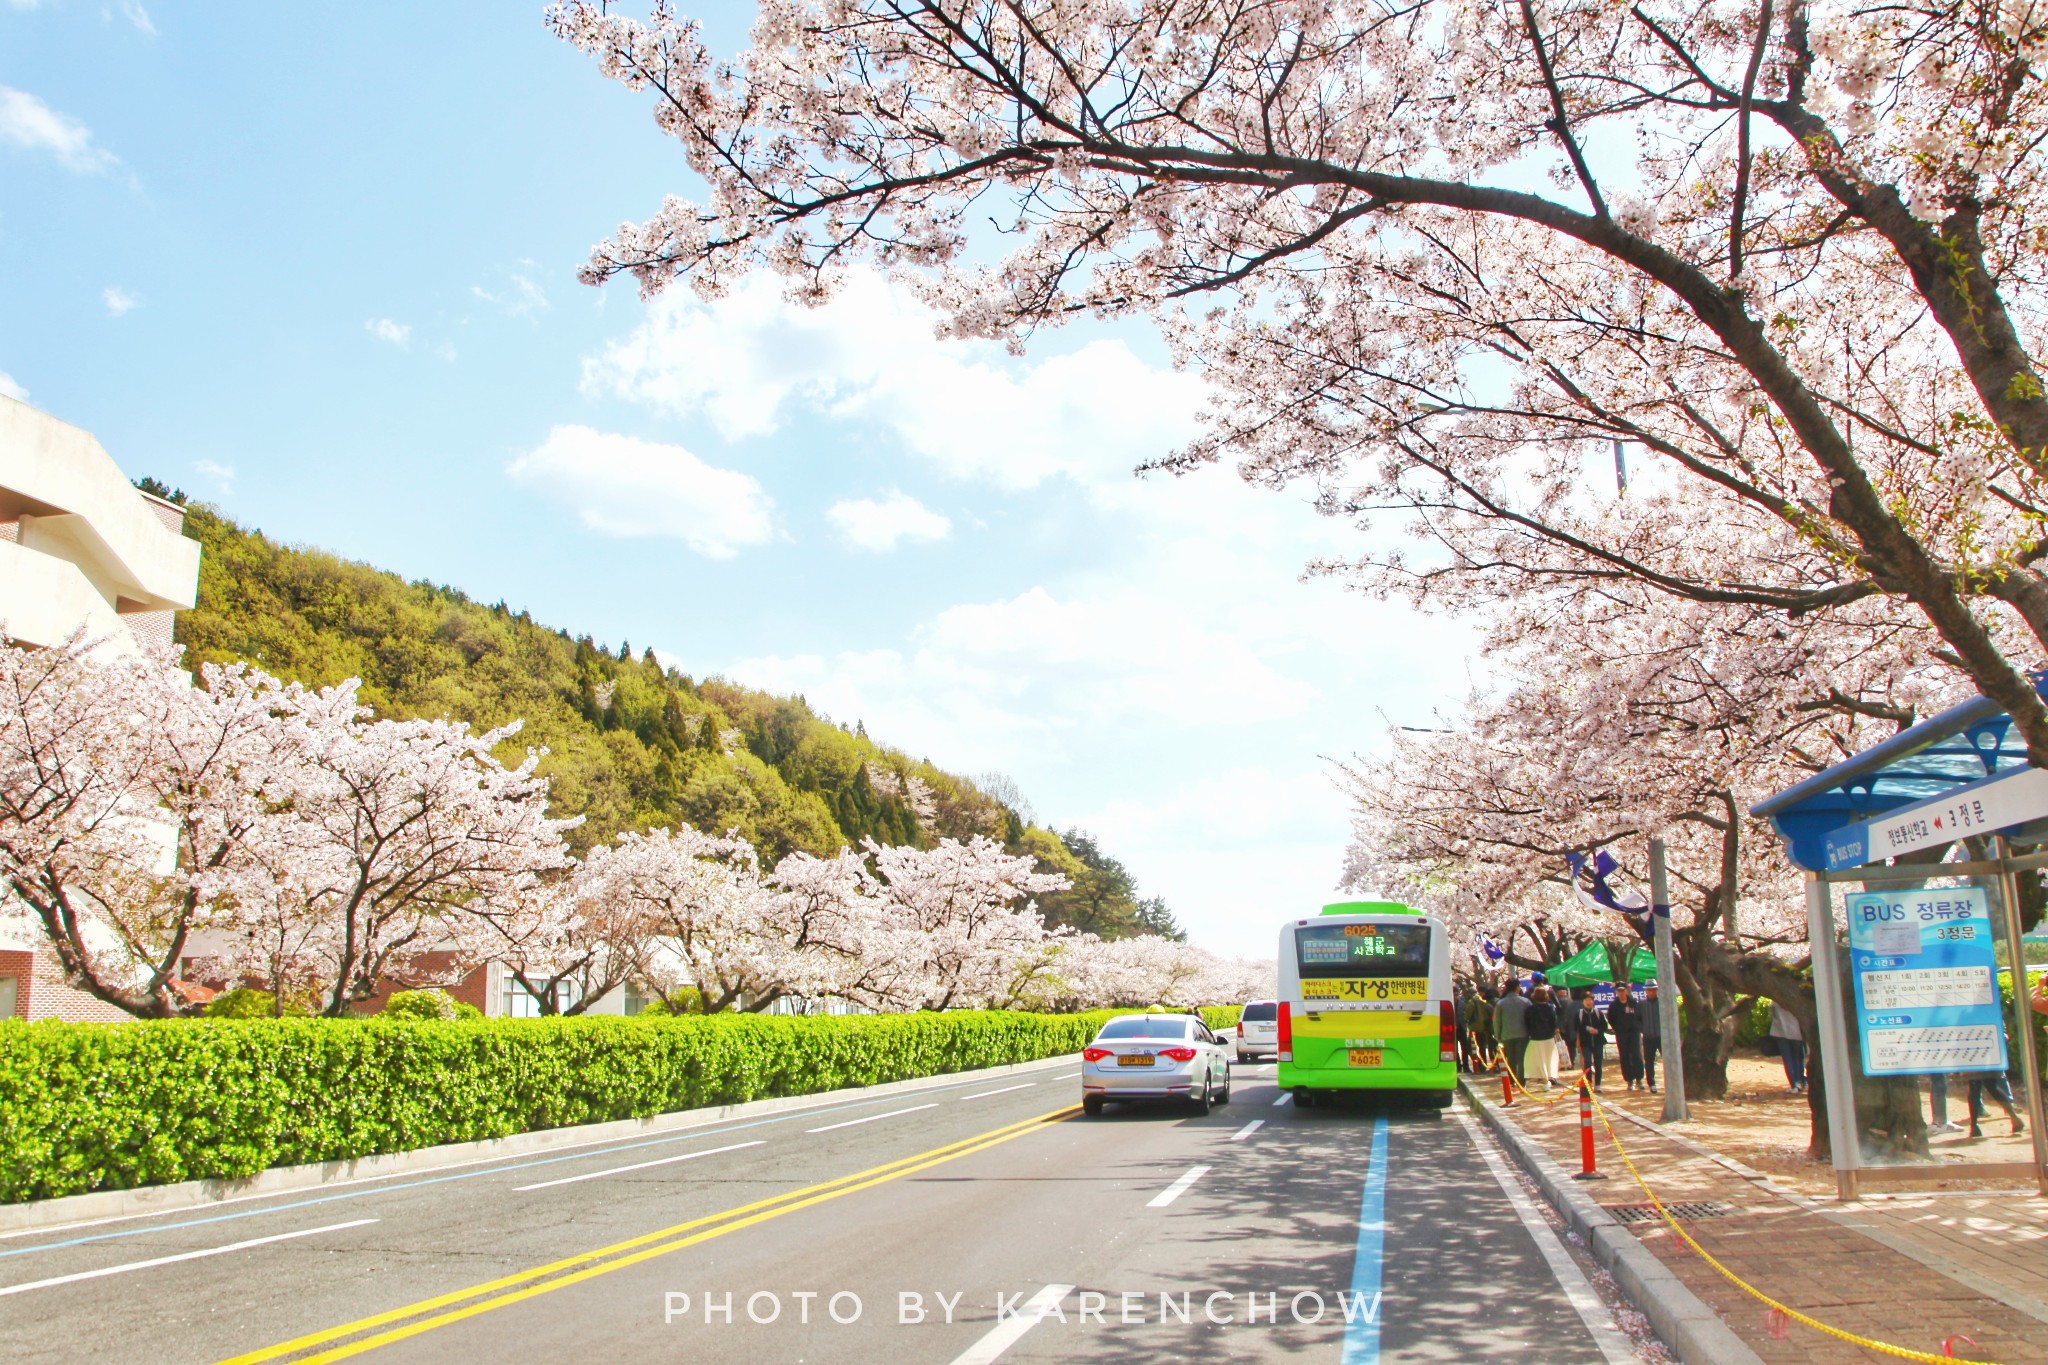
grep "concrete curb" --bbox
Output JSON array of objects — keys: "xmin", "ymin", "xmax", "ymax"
[
  {"xmin": 0, "ymin": 1052, "xmax": 1079, "ymax": 1236},
  {"xmin": 1459, "ymin": 1079, "xmax": 1765, "ymax": 1365}
]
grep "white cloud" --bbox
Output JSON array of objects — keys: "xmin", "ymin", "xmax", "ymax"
[
  {"xmin": 582, "ymin": 269, "xmax": 1203, "ymax": 490},
  {"xmin": 472, "ymin": 270, "xmax": 548, "ymax": 319},
  {"xmin": 827, "ymin": 490, "xmax": 951, "ymax": 552},
  {"xmin": 101, "ymin": 287, "xmax": 138, "ymax": 316},
  {"xmin": 0, "ymin": 371, "xmax": 25, "ymax": 402},
  {"xmin": 0, "ymin": 86, "xmax": 115, "ymax": 173},
  {"xmin": 506, "ymin": 425, "xmax": 775, "ymax": 558},
  {"xmin": 116, "ymin": 1, "xmax": 156, "ymax": 34},
  {"xmin": 365, "ymin": 318, "xmax": 411, "ymax": 348},
  {"xmin": 194, "ymin": 459, "xmax": 234, "ymax": 494}
]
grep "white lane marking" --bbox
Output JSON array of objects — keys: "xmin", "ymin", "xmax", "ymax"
[
  {"xmin": 1052, "ymin": 1072, "xmax": 1080, "ymax": 1079},
  {"xmin": 806, "ymin": 1103, "xmax": 938, "ymax": 1134},
  {"xmin": 1146, "ymin": 1165, "xmax": 1212, "ymax": 1209},
  {"xmin": 962, "ymin": 1084, "xmax": 1036, "ymax": 1099},
  {"xmin": 514, "ymin": 1141, "xmax": 764, "ymax": 1192},
  {"xmin": 1273, "ymin": 1092, "xmax": 1294, "ymax": 1107},
  {"xmin": 1451, "ymin": 1107, "xmax": 1635, "ymax": 1364},
  {"xmin": 0, "ymin": 1218, "xmax": 378, "ymax": 1298},
  {"xmin": 947, "ymin": 1282, "xmax": 1075, "ymax": 1365},
  {"xmin": 1230, "ymin": 1120, "xmax": 1265, "ymax": 1142}
]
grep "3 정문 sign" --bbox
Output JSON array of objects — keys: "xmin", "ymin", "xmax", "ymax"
[{"xmin": 1845, "ymin": 887, "xmax": 2010, "ymax": 1076}]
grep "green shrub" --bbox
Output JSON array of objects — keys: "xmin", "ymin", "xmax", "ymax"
[
  {"xmin": 202, "ymin": 989, "xmax": 306, "ymax": 1019},
  {"xmin": 0, "ymin": 1008, "xmax": 1129, "ymax": 1203},
  {"xmin": 381, "ymin": 989, "xmax": 463, "ymax": 1021}
]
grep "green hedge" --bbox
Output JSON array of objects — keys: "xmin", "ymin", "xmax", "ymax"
[{"xmin": 0, "ymin": 1005, "xmax": 1239, "ymax": 1204}]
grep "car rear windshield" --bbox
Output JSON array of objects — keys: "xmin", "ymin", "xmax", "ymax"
[
  {"xmin": 1094, "ymin": 1016, "xmax": 1194, "ymax": 1040},
  {"xmin": 1241, "ymin": 1002, "xmax": 1277, "ymax": 1022},
  {"xmin": 1294, "ymin": 922, "xmax": 1431, "ymax": 979}
]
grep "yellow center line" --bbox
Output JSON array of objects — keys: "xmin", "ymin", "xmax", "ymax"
[{"xmin": 216, "ymin": 1105, "xmax": 1079, "ymax": 1365}]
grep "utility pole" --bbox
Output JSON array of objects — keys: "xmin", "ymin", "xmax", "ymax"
[
  {"xmin": 1650, "ymin": 837, "xmax": 1688, "ymax": 1121},
  {"xmin": 1613, "ymin": 440, "xmax": 1629, "ymax": 496}
]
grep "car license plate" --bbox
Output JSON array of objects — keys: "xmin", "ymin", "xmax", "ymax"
[
  {"xmin": 1348, "ymin": 1048, "xmax": 1383, "ymax": 1066},
  {"xmin": 1117, "ymin": 1053, "xmax": 1155, "ymax": 1067}
]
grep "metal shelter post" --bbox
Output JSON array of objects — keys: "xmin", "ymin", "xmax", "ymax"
[
  {"xmin": 1806, "ymin": 873, "xmax": 1863, "ymax": 1202},
  {"xmin": 1992, "ymin": 837, "xmax": 2048, "ymax": 1195},
  {"xmin": 1649, "ymin": 837, "xmax": 1687, "ymax": 1122}
]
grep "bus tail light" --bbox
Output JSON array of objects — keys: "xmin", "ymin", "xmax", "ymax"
[
  {"xmin": 1160, "ymin": 1047, "xmax": 1198, "ymax": 1062},
  {"xmin": 1278, "ymin": 1002, "xmax": 1293, "ymax": 1063},
  {"xmin": 1439, "ymin": 1000, "xmax": 1457, "ymax": 1062},
  {"xmin": 1082, "ymin": 1046, "xmax": 1111, "ymax": 1062}
]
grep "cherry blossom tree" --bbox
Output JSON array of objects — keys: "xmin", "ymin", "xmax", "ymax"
[
  {"xmin": 588, "ymin": 824, "xmax": 807, "ymax": 1013},
  {"xmin": 0, "ymin": 636, "xmax": 331, "ymax": 1017},
  {"xmin": 863, "ymin": 835, "xmax": 1070, "ymax": 1008},
  {"xmin": 552, "ymin": 0, "xmax": 2048, "ymax": 768},
  {"xmin": 224, "ymin": 714, "xmax": 577, "ymax": 1017},
  {"xmin": 1343, "ymin": 584, "xmax": 1951, "ymax": 1099}
]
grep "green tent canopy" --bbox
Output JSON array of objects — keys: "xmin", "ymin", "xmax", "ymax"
[{"xmin": 1543, "ymin": 942, "xmax": 1658, "ymax": 987}]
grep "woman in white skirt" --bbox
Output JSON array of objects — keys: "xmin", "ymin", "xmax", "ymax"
[{"xmin": 1523, "ymin": 985, "xmax": 1562, "ymax": 1087}]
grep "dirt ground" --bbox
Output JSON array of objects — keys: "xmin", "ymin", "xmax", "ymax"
[{"xmin": 1587, "ymin": 1051, "xmax": 2037, "ymax": 1196}]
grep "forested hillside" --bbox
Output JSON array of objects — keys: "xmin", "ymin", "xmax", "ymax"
[{"xmin": 150, "ymin": 486, "xmax": 1178, "ymax": 941}]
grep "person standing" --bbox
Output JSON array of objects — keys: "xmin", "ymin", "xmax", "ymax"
[
  {"xmin": 1524, "ymin": 985, "xmax": 1561, "ymax": 1088},
  {"xmin": 1640, "ymin": 983, "xmax": 1664, "ymax": 1093},
  {"xmin": 1576, "ymin": 990, "xmax": 1608, "ymax": 1091},
  {"xmin": 1556, "ymin": 984, "xmax": 1581, "ymax": 1069},
  {"xmin": 1609, "ymin": 982, "xmax": 1645, "ymax": 1091},
  {"xmin": 1768, "ymin": 1003, "xmax": 1806, "ymax": 1095},
  {"xmin": 1493, "ymin": 979, "xmax": 1531, "ymax": 1084},
  {"xmin": 1467, "ymin": 985, "xmax": 1498, "ymax": 1072},
  {"xmin": 1968, "ymin": 1071, "xmax": 2026, "ymax": 1137}
]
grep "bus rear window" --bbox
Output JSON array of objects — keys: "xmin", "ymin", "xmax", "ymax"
[{"xmin": 1295, "ymin": 923, "xmax": 1430, "ymax": 978}]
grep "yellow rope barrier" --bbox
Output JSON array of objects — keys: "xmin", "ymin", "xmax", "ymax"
[
  {"xmin": 1486, "ymin": 1043, "xmax": 1582, "ymax": 1104},
  {"xmin": 1579, "ymin": 1090, "xmax": 2005, "ymax": 1365}
]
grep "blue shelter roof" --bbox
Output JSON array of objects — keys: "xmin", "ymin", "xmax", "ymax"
[{"xmin": 1752, "ymin": 681, "xmax": 2048, "ymax": 871}]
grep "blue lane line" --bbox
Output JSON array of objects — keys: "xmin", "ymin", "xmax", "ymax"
[
  {"xmin": 1339, "ymin": 1114, "xmax": 1389, "ymax": 1365},
  {"xmin": 0, "ymin": 1064, "xmax": 1064, "ymax": 1262}
]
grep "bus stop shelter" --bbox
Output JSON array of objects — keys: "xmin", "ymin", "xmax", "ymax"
[{"xmin": 1754, "ymin": 688, "xmax": 2048, "ymax": 1199}]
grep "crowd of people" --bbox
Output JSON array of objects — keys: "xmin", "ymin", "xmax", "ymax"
[{"xmin": 1454, "ymin": 974, "xmax": 1664, "ymax": 1093}]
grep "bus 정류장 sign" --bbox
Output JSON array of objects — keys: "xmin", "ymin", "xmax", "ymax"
[{"xmin": 1845, "ymin": 887, "xmax": 2009, "ymax": 1076}]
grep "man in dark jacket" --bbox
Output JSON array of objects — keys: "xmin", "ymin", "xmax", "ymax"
[
  {"xmin": 1641, "ymin": 983, "xmax": 1664, "ymax": 1093},
  {"xmin": 1609, "ymin": 982, "xmax": 1646, "ymax": 1090},
  {"xmin": 1493, "ymin": 979, "xmax": 1531, "ymax": 1083}
]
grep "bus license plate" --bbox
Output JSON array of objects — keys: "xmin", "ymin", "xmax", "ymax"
[
  {"xmin": 1304, "ymin": 979, "xmax": 1426, "ymax": 1002},
  {"xmin": 1349, "ymin": 1048, "xmax": 1383, "ymax": 1067},
  {"xmin": 1117, "ymin": 1054, "xmax": 1155, "ymax": 1066}
]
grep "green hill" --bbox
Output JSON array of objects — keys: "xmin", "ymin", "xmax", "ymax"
[{"xmin": 150, "ymin": 486, "xmax": 1178, "ymax": 941}]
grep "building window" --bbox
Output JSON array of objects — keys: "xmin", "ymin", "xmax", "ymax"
[{"xmin": 500, "ymin": 976, "xmax": 580, "ymax": 1018}]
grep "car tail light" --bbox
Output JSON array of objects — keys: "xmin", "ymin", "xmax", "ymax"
[
  {"xmin": 1160, "ymin": 1047, "xmax": 1198, "ymax": 1062},
  {"xmin": 1082, "ymin": 1046, "xmax": 1111, "ymax": 1062},
  {"xmin": 1278, "ymin": 1002, "xmax": 1292, "ymax": 1063},
  {"xmin": 1236, "ymin": 1023, "xmax": 1244, "ymax": 1037},
  {"xmin": 1439, "ymin": 1000, "xmax": 1456, "ymax": 1062}
]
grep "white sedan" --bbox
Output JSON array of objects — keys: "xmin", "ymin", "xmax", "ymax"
[{"xmin": 1080, "ymin": 1013, "xmax": 1233, "ymax": 1116}]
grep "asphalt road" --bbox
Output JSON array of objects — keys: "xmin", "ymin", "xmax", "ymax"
[{"xmin": 0, "ymin": 1060, "xmax": 1642, "ymax": 1364}]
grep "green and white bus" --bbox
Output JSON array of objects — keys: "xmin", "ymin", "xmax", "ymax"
[{"xmin": 1276, "ymin": 901, "xmax": 1456, "ymax": 1107}]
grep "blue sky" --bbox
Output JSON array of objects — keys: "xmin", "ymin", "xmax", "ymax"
[{"xmin": 0, "ymin": 1, "xmax": 1477, "ymax": 957}]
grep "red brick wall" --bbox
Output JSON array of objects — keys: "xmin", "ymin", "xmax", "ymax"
[{"xmin": 0, "ymin": 946, "xmax": 136, "ymax": 1023}]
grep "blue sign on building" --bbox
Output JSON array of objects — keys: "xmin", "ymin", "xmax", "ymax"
[{"xmin": 1844, "ymin": 887, "xmax": 2009, "ymax": 1076}]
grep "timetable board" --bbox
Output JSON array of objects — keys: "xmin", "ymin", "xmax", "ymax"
[{"xmin": 1845, "ymin": 887, "xmax": 2010, "ymax": 1076}]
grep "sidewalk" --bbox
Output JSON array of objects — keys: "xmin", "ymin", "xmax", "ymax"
[{"xmin": 1473, "ymin": 1072, "xmax": 2048, "ymax": 1364}]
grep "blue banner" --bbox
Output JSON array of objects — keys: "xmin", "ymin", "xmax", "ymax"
[{"xmin": 1845, "ymin": 886, "xmax": 2009, "ymax": 1075}]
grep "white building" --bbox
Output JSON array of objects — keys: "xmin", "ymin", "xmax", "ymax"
[
  {"xmin": 0, "ymin": 396, "xmax": 202, "ymax": 1020},
  {"xmin": 0, "ymin": 395, "xmax": 200, "ymax": 654}
]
